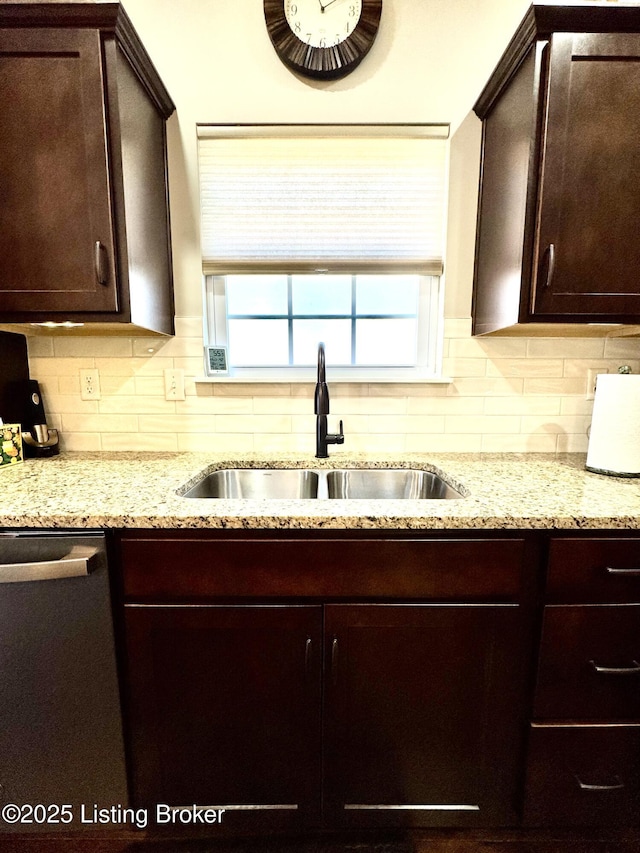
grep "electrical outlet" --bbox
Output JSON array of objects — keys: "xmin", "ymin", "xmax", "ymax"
[
  {"xmin": 586, "ymin": 367, "xmax": 608, "ymax": 401},
  {"xmin": 164, "ymin": 368, "xmax": 185, "ymax": 401},
  {"xmin": 80, "ymin": 368, "xmax": 101, "ymax": 401}
]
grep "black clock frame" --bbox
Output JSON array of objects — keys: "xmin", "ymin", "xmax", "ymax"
[{"xmin": 264, "ymin": 0, "xmax": 383, "ymax": 80}]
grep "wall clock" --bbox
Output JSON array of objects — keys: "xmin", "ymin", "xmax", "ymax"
[{"xmin": 264, "ymin": 0, "xmax": 383, "ymax": 80}]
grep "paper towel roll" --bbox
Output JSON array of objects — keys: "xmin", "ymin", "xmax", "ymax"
[{"xmin": 586, "ymin": 373, "xmax": 640, "ymax": 477}]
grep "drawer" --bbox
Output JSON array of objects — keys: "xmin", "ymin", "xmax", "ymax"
[
  {"xmin": 524, "ymin": 723, "xmax": 640, "ymax": 826},
  {"xmin": 534, "ymin": 604, "xmax": 640, "ymax": 720},
  {"xmin": 118, "ymin": 534, "xmax": 526, "ymax": 602},
  {"xmin": 547, "ymin": 538, "xmax": 640, "ymax": 603}
]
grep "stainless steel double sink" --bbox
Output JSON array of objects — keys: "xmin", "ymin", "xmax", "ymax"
[{"xmin": 180, "ymin": 467, "xmax": 464, "ymax": 501}]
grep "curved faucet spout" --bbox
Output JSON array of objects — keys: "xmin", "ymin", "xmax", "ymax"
[{"xmin": 314, "ymin": 342, "xmax": 345, "ymax": 458}]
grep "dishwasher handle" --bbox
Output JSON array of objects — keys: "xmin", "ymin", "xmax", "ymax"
[{"xmin": 0, "ymin": 545, "xmax": 100, "ymax": 583}]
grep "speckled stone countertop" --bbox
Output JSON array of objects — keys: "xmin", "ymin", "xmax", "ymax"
[{"xmin": 1, "ymin": 450, "xmax": 640, "ymax": 530}]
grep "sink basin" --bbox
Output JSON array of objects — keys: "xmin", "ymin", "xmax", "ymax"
[
  {"xmin": 326, "ymin": 468, "xmax": 462, "ymax": 500},
  {"xmin": 180, "ymin": 467, "xmax": 463, "ymax": 500},
  {"xmin": 182, "ymin": 468, "xmax": 319, "ymax": 499}
]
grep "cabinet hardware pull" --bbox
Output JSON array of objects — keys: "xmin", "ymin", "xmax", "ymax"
[
  {"xmin": 590, "ymin": 659, "xmax": 640, "ymax": 676},
  {"xmin": 331, "ymin": 637, "xmax": 339, "ymax": 684},
  {"xmin": 305, "ymin": 637, "xmax": 312, "ymax": 676},
  {"xmin": 94, "ymin": 241, "xmax": 109, "ymax": 286},
  {"xmin": 605, "ymin": 565, "xmax": 640, "ymax": 576},
  {"xmin": 575, "ymin": 774, "xmax": 625, "ymax": 792},
  {"xmin": 543, "ymin": 243, "xmax": 556, "ymax": 289}
]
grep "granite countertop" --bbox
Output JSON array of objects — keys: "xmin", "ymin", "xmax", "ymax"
[{"xmin": 1, "ymin": 450, "xmax": 640, "ymax": 530}]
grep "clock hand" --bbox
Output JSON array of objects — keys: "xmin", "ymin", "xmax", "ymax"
[{"xmin": 321, "ymin": 0, "xmax": 340, "ymax": 7}]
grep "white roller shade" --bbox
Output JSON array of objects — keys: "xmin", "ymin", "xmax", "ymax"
[{"xmin": 197, "ymin": 125, "xmax": 449, "ymax": 276}]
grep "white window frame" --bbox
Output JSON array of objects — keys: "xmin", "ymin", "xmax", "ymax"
[{"xmin": 202, "ymin": 273, "xmax": 446, "ymax": 383}]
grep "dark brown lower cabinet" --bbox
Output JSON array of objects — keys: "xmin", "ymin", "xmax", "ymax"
[
  {"xmin": 323, "ymin": 604, "xmax": 525, "ymax": 828},
  {"xmin": 123, "ymin": 598, "xmax": 529, "ymax": 831},
  {"xmin": 124, "ymin": 604, "xmax": 323, "ymax": 831}
]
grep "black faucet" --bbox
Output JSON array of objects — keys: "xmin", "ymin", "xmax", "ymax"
[{"xmin": 315, "ymin": 342, "xmax": 344, "ymax": 459}]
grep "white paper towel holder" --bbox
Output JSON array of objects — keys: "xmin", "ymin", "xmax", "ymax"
[{"xmin": 586, "ymin": 366, "xmax": 640, "ymax": 478}]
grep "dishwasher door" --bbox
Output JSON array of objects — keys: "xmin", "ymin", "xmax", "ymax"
[{"xmin": 0, "ymin": 531, "xmax": 128, "ymax": 831}]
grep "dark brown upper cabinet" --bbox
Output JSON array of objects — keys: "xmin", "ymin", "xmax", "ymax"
[
  {"xmin": 472, "ymin": 4, "xmax": 640, "ymax": 335},
  {"xmin": 0, "ymin": 3, "xmax": 175, "ymax": 335}
]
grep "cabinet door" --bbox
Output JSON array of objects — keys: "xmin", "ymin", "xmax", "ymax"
[
  {"xmin": 323, "ymin": 604, "xmax": 526, "ymax": 828},
  {"xmin": 532, "ymin": 33, "xmax": 640, "ymax": 319},
  {"xmin": 124, "ymin": 604, "xmax": 323, "ymax": 831},
  {"xmin": 0, "ymin": 28, "xmax": 117, "ymax": 313}
]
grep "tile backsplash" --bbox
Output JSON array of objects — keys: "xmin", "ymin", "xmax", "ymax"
[{"xmin": 26, "ymin": 317, "xmax": 640, "ymax": 455}]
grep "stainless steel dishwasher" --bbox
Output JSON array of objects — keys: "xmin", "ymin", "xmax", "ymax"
[{"xmin": 0, "ymin": 531, "xmax": 128, "ymax": 832}]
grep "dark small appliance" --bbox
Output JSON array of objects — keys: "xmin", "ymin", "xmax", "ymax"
[{"xmin": 0, "ymin": 331, "xmax": 59, "ymax": 457}]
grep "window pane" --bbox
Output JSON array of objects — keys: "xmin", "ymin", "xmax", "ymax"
[
  {"xmin": 292, "ymin": 275, "xmax": 352, "ymax": 316},
  {"xmin": 227, "ymin": 275, "xmax": 288, "ymax": 315},
  {"xmin": 356, "ymin": 275, "xmax": 419, "ymax": 315},
  {"xmin": 355, "ymin": 319, "xmax": 417, "ymax": 366},
  {"xmin": 228, "ymin": 319, "xmax": 289, "ymax": 366},
  {"xmin": 292, "ymin": 319, "xmax": 352, "ymax": 366}
]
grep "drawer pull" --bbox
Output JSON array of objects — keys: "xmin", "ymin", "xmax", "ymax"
[
  {"xmin": 590, "ymin": 659, "xmax": 640, "ymax": 676},
  {"xmin": 305, "ymin": 637, "xmax": 312, "ymax": 678},
  {"xmin": 575, "ymin": 774, "xmax": 625, "ymax": 793},
  {"xmin": 605, "ymin": 566, "xmax": 640, "ymax": 577},
  {"xmin": 331, "ymin": 637, "xmax": 339, "ymax": 685}
]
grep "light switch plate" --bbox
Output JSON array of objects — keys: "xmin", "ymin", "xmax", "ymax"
[{"xmin": 164, "ymin": 368, "xmax": 185, "ymax": 401}]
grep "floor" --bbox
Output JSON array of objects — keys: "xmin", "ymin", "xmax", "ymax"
[{"xmin": 1, "ymin": 833, "xmax": 638, "ymax": 853}]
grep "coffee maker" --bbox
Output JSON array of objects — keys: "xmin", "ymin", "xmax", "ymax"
[
  {"xmin": 20, "ymin": 379, "xmax": 59, "ymax": 457},
  {"xmin": 0, "ymin": 332, "xmax": 60, "ymax": 457}
]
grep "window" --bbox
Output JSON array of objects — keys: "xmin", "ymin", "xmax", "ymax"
[{"xmin": 198, "ymin": 125, "xmax": 449, "ymax": 382}]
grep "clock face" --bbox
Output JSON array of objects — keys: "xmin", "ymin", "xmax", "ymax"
[
  {"xmin": 264, "ymin": 0, "xmax": 382, "ymax": 80},
  {"xmin": 284, "ymin": 0, "xmax": 362, "ymax": 49}
]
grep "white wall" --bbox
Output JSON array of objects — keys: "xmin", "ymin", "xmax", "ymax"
[{"xmin": 27, "ymin": 0, "xmax": 640, "ymax": 454}]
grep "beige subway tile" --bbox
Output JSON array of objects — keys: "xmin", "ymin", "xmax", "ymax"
[
  {"xmin": 254, "ymin": 433, "xmax": 311, "ymax": 454},
  {"xmin": 442, "ymin": 358, "xmax": 487, "ymax": 378},
  {"xmin": 178, "ymin": 432, "xmax": 254, "ymax": 453},
  {"xmin": 481, "ymin": 433, "xmax": 558, "ymax": 453},
  {"xmin": 42, "ymin": 395, "xmax": 99, "ymax": 415},
  {"xmin": 62, "ymin": 413, "xmax": 138, "ymax": 433},
  {"xmin": 443, "ymin": 318, "xmax": 472, "ymax": 338},
  {"xmin": 330, "ymin": 397, "xmax": 407, "ymax": 416},
  {"xmin": 177, "ymin": 396, "xmax": 252, "ymax": 415},
  {"xmin": 175, "ymin": 357, "xmax": 205, "ymax": 375},
  {"xmin": 486, "ymin": 359, "xmax": 563, "ymax": 378},
  {"xmin": 59, "ymin": 433, "xmax": 102, "ymax": 451},
  {"xmin": 405, "ymin": 433, "xmax": 482, "ymax": 453},
  {"xmin": 132, "ymin": 337, "xmax": 168, "ymax": 358},
  {"xmin": 560, "ymin": 397, "xmax": 595, "ymax": 416},
  {"xmin": 445, "ymin": 415, "xmax": 521, "ymax": 434},
  {"xmin": 214, "ymin": 383, "xmax": 292, "ymax": 397},
  {"xmin": 101, "ymin": 432, "xmax": 179, "ymax": 452},
  {"xmin": 139, "ymin": 414, "xmax": 215, "ymax": 433},
  {"xmin": 557, "ymin": 433, "xmax": 589, "ymax": 453},
  {"xmin": 346, "ymin": 433, "xmax": 406, "ymax": 453},
  {"xmin": 99, "ymin": 395, "xmax": 176, "ymax": 415},
  {"xmin": 523, "ymin": 377, "xmax": 586, "ymax": 395},
  {"xmin": 255, "ymin": 397, "xmax": 310, "ymax": 415},
  {"xmin": 149, "ymin": 336, "xmax": 204, "ymax": 358},
  {"xmin": 448, "ymin": 378, "xmax": 524, "ymax": 396},
  {"xmin": 29, "ymin": 357, "xmax": 95, "ymax": 376},
  {"xmin": 368, "ymin": 382, "xmax": 447, "ymax": 397},
  {"xmin": 520, "ymin": 415, "xmax": 591, "ymax": 436},
  {"xmin": 26, "ymin": 336, "xmax": 54, "ymax": 358},
  {"xmin": 484, "ymin": 397, "xmax": 562, "ymax": 416},
  {"xmin": 95, "ymin": 357, "xmax": 173, "ymax": 376},
  {"xmin": 58, "ymin": 376, "xmax": 81, "ymax": 395},
  {"xmin": 215, "ymin": 414, "xmax": 291, "ymax": 434},
  {"xmin": 448, "ymin": 337, "xmax": 528, "ymax": 359},
  {"xmin": 408, "ymin": 396, "xmax": 484, "ymax": 415},
  {"xmin": 603, "ymin": 337, "xmax": 640, "ymax": 360},
  {"xmin": 526, "ymin": 338, "xmax": 605, "ymax": 359},
  {"xmin": 562, "ymin": 359, "xmax": 628, "ymax": 378},
  {"xmin": 100, "ymin": 376, "xmax": 138, "ymax": 396},
  {"xmin": 401, "ymin": 415, "xmax": 447, "ymax": 433},
  {"xmin": 53, "ymin": 337, "xmax": 133, "ymax": 358},
  {"xmin": 135, "ymin": 376, "xmax": 166, "ymax": 396}
]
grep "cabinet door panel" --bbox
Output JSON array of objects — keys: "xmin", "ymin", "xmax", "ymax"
[
  {"xmin": 0, "ymin": 28, "xmax": 117, "ymax": 312},
  {"xmin": 533, "ymin": 33, "xmax": 640, "ymax": 318},
  {"xmin": 124, "ymin": 604, "xmax": 323, "ymax": 830},
  {"xmin": 323, "ymin": 604, "xmax": 526, "ymax": 828}
]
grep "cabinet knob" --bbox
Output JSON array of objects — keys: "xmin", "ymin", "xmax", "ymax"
[{"xmin": 94, "ymin": 241, "xmax": 109, "ymax": 286}]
